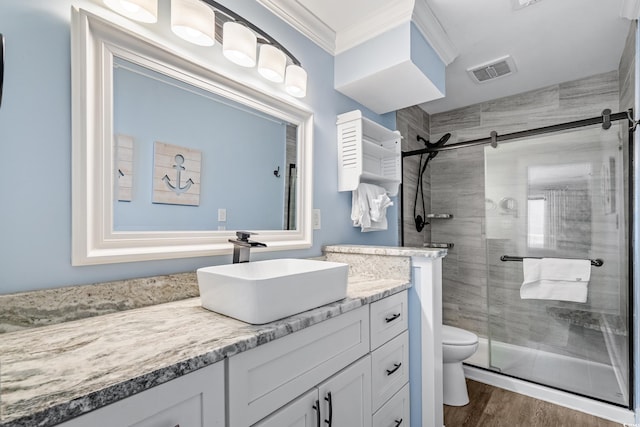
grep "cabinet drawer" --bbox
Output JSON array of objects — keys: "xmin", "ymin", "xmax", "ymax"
[
  {"xmin": 58, "ymin": 362, "xmax": 224, "ymax": 427},
  {"xmin": 370, "ymin": 291, "xmax": 407, "ymax": 350},
  {"xmin": 372, "ymin": 383, "xmax": 410, "ymax": 427},
  {"xmin": 371, "ymin": 330, "xmax": 409, "ymax": 412},
  {"xmin": 229, "ymin": 305, "xmax": 370, "ymax": 426}
]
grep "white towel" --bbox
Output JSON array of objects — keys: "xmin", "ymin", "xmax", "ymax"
[
  {"xmin": 520, "ymin": 258, "xmax": 591, "ymax": 303},
  {"xmin": 351, "ymin": 183, "xmax": 393, "ymax": 232}
]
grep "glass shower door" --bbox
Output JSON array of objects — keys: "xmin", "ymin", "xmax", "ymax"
[{"xmin": 484, "ymin": 122, "xmax": 629, "ymax": 406}]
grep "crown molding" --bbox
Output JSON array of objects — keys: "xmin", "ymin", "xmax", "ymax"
[
  {"xmin": 412, "ymin": 0, "xmax": 458, "ymax": 65},
  {"xmin": 257, "ymin": 0, "xmax": 458, "ymax": 66},
  {"xmin": 620, "ymin": 0, "xmax": 640, "ymax": 19},
  {"xmin": 334, "ymin": 1, "xmax": 414, "ymax": 54},
  {"xmin": 256, "ymin": 0, "xmax": 336, "ymax": 53}
]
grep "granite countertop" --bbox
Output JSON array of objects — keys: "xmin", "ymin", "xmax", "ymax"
[
  {"xmin": 324, "ymin": 244, "xmax": 447, "ymax": 258},
  {"xmin": 0, "ymin": 275, "xmax": 411, "ymax": 427}
]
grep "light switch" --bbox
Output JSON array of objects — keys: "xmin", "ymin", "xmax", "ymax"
[{"xmin": 313, "ymin": 209, "xmax": 321, "ymax": 230}]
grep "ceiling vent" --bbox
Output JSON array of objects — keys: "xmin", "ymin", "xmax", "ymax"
[{"xmin": 467, "ymin": 55, "xmax": 517, "ymax": 84}]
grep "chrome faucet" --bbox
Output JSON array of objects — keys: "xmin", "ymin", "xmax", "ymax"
[{"xmin": 229, "ymin": 231, "xmax": 267, "ymax": 263}]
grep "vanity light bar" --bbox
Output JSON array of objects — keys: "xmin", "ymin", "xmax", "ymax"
[
  {"xmin": 103, "ymin": 0, "xmax": 158, "ymax": 23},
  {"xmin": 200, "ymin": 0, "xmax": 307, "ymax": 98},
  {"xmin": 171, "ymin": 0, "xmax": 216, "ymax": 46},
  {"xmin": 103, "ymin": 0, "xmax": 307, "ymax": 98}
]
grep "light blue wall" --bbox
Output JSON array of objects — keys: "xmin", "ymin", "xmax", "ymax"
[
  {"xmin": 113, "ymin": 59, "xmax": 286, "ymax": 231},
  {"xmin": 0, "ymin": 0, "xmax": 397, "ymax": 293},
  {"xmin": 410, "ymin": 23, "xmax": 445, "ymax": 95}
]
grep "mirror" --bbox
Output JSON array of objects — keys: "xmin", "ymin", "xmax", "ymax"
[
  {"xmin": 112, "ymin": 57, "xmax": 298, "ymax": 232},
  {"xmin": 71, "ymin": 6, "xmax": 313, "ymax": 265}
]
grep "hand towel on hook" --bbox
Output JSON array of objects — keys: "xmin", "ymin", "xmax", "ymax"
[
  {"xmin": 351, "ymin": 183, "xmax": 393, "ymax": 232},
  {"xmin": 520, "ymin": 257, "xmax": 591, "ymax": 303}
]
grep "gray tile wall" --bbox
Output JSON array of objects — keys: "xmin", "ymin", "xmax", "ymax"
[
  {"xmin": 433, "ymin": 71, "xmax": 622, "ymax": 345},
  {"xmin": 397, "ymin": 106, "xmax": 431, "ymax": 247}
]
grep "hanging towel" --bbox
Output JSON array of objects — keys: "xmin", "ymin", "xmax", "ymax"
[
  {"xmin": 351, "ymin": 183, "xmax": 393, "ymax": 232},
  {"xmin": 520, "ymin": 257, "xmax": 591, "ymax": 303}
]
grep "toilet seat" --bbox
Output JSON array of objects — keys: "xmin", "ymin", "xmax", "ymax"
[{"xmin": 442, "ymin": 325, "xmax": 478, "ymax": 346}]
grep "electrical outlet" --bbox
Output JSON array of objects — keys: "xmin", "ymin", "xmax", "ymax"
[
  {"xmin": 313, "ymin": 209, "xmax": 321, "ymax": 230},
  {"xmin": 218, "ymin": 208, "xmax": 227, "ymax": 222}
]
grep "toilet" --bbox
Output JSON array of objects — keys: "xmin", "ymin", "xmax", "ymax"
[{"xmin": 442, "ymin": 325, "xmax": 479, "ymax": 406}]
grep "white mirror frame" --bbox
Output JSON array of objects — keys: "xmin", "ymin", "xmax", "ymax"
[{"xmin": 71, "ymin": 6, "xmax": 313, "ymax": 265}]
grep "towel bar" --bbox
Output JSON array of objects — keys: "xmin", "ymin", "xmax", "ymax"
[{"xmin": 500, "ymin": 255, "xmax": 603, "ymax": 267}]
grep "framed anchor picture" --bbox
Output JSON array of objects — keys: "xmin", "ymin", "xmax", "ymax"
[{"xmin": 152, "ymin": 141, "xmax": 202, "ymax": 206}]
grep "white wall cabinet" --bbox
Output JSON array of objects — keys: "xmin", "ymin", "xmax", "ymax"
[
  {"xmin": 58, "ymin": 362, "xmax": 224, "ymax": 427},
  {"xmin": 337, "ymin": 110, "xmax": 402, "ymax": 196}
]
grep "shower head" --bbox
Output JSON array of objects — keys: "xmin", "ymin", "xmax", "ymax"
[
  {"xmin": 414, "ymin": 133, "xmax": 452, "ymax": 233},
  {"xmin": 427, "ymin": 133, "xmax": 451, "ymax": 160}
]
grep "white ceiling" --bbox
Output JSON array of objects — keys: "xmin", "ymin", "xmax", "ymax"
[
  {"xmin": 260, "ymin": 0, "xmax": 633, "ymax": 115},
  {"xmin": 421, "ymin": 0, "xmax": 632, "ymax": 113}
]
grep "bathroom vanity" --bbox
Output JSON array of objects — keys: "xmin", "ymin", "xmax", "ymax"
[{"xmin": 0, "ymin": 246, "xmax": 444, "ymax": 427}]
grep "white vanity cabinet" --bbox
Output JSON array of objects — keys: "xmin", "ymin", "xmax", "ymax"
[
  {"xmin": 55, "ymin": 291, "xmax": 409, "ymax": 427},
  {"xmin": 228, "ymin": 305, "xmax": 370, "ymax": 426},
  {"xmin": 231, "ymin": 292, "xmax": 409, "ymax": 427},
  {"xmin": 369, "ymin": 291, "xmax": 410, "ymax": 427},
  {"xmin": 57, "ymin": 362, "xmax": 224, "ymax": 427}
]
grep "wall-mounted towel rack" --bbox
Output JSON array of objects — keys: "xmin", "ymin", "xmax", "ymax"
[{"xmin": 500, "ymin": 255, "xmax": 603, "ymax": 267}]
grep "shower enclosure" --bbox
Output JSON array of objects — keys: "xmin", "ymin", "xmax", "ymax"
[
  {"xmin": 483, "ymin": 118, "xmax": 632, "ymax": 406},
  {"xmin": 402, "ymin": 110, "xmax": 634, "ymax": 409}
]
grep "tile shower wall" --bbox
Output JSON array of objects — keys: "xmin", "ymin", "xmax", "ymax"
[
  {"xmin": 401, "ymin": 70, "xmax": 623, "ymax": 341},
  {"xmin": 397, "ymin": 106, "xmax": 431, "ymax": 247}
]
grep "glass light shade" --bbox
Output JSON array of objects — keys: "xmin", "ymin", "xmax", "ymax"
[
  {"xmin": 258, "ymin": 44, "xmax": 287, "ymax": 83},
  {"xmin": 171, "ymin": 0, "xmax": 216, "ymax": 46},
  {"xmin": 104, "ymin": 0, "xmax": 158, "ymax": 23},
  {"xmin": 223, "ymin": 22, "xmax": 257, "ymax": 68},
  {"xmin": 285, "ymin": 64, "xmax": 307, "ymax": 98}
]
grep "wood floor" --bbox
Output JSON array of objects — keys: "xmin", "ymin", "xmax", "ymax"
[{"xmin": 443, "ymin": 380, "xmax": 621, "ymax": 427}]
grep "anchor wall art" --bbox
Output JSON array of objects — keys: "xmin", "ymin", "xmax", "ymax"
[{"xmin": 152, "ymin": 141, "xmax": 201, "ymax": 206}]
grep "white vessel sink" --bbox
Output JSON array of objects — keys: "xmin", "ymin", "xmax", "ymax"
[{"xmin": 197, "ymin": 258, "xmax": 349, "ymax": 324}]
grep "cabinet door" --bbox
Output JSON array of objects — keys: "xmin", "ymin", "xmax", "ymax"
[
  {"xmin": 318, "ymin": 356, "xmax": 372, "ymax": 427},
  {"xmin": 58, "ymin": 363, "xmax": 224, "ymax": 427},
  {"xmin": 253, "ymin": 389, "xmax": 319, "ymax": 427}
]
